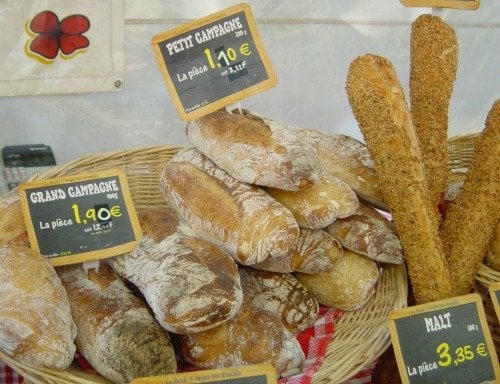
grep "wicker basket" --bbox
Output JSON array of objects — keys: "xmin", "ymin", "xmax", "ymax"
[{"xmin": 1, "ymin": 132, "xmax": 496, "ymax": 383}]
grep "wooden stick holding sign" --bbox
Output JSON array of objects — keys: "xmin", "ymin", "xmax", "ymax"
[{"xmin": 151, "ymin": 3, "xmax": 276, "ymax": 121}]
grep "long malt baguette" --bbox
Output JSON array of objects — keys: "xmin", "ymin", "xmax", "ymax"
[{"xmin": 346, "ymin": 53, "xmax": 452, "ymax": 304}]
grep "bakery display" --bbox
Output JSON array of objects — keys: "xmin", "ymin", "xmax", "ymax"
[{"xmin": 0, "ymin": 10, "xmax": 497, "ymax": 384}]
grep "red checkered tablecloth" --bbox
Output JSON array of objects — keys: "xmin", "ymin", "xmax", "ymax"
[{"xmin": 0, "ymin": 307, "xmax": 376, "ymax": 384}]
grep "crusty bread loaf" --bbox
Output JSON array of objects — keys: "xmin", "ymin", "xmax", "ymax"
[
  {"xmin": 57, "ymin": 264, "xmax": 176, "ymax": 384},
  {"xmin": 0, "ymin": 245, "xmax": 76, "ymax": 369},
  {"xmin": 326, "ymin": 201, "xmax": 403, "ymax": 264},
  {"xmin": 186, "ymin": 109, "xmax": 320, "ymax": 191},
  {"xmin": 251, "ymin": 228, "xmax": 342, "ymax": 274},
  {"xmin": 294, "ymin": 127, "xmax": 386, "ymax": 210},
  {"xmin": 0, "ymin": 191, "xmax": 29, "ymax": 246},
  {"xmin": 296, "ymin": 249, "xmax": 380, "ymax": 311},
  {"xmin": 266, "ymin": 172, "xmax": 359, "ymax": 229},
  {"xmin": 136, "ymin": 206, "xmax": 180, "ymax": 242},
  {"xmin": 109, "ymin": 231, "xmax": 243, "ymax": 334},
  {"xmin": 239, "ymin": 267, "xmax": 319, "ymax": 333},
  {"xmin": 160, "ymin": 148, "xmax": 299, "ymax": 265},
  {"xmin": 175, "ymin": 299, "xmax": 305, "ymax": 378},
  {"xmin": 346, "ymin": 53, "xmax": 452, "ymax": 304}
]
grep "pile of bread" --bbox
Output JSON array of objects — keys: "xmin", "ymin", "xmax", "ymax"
[{"xmin": 0, "ymin": 107, "xmax": 406, "ymax": 383}]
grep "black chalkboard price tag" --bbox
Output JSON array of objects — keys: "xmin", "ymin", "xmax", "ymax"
[
  {"xmin": 388, "ymin": 293, "xmax": 500, "ymax": 383},
  {"xmin": 399, "ymin": 0, "xmax": 480, "ymax": 9},
  {"xmin": 130, "ymin": 363, "xmax": 276, "ymax": 384},
  {"xmin": 18, "ymin": 169, "xmax": 142, "ymax": 267},
  {"xmin": 489, "ymin": 281, "xmax": 500, "ymax": 321},
  {"xmin": 151, "ymin": 3, "xmax": 276, "ymax": 121}
]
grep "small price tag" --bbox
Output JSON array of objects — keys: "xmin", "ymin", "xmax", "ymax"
[
  {"xmin": 151, "ymin": 3, "xmax": 276, "ymax": 121},
  {"xmin": 399, "ymin": 0, "xmax": 480, "ymax": 9},
  {"xmin": 130, "ymin": 363, "xmax": 277, "ymax": 384},
  {"xmin": 388, "ymin": 293, "xmax": 500, "ymax": 383},
  {"xmin": 489, "ymin": 281, "xmax": 500, "ymax": 321},
  {"xmin": 18, "ymin": 169, "xmax": 142, "ymax": 266}
]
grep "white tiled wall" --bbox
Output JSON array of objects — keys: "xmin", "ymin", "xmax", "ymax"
[{"xmin": 0, "ymin": 0, "xmax": 498, "ymax": 164}]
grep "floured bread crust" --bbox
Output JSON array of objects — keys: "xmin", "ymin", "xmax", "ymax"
[
  {"xmin": 186, "ymin": 109, "xmax": 321, "ymax": 191},
  {"xmin": 326, "ymin": 202, "xmax": 403, "ymax": 264},
  {"xmin": 266, "ymin": 172, "xmax": 359, "ymax": 229},
  {"xmin": 239, "ymin": 267, "xmax": 319, "ymax": 333},
  {"xmin": 296, "ymin": 249, "xmax": 380, "ymax": 311},
  {"xmin": 175, "ymin": 299, "xmax": 305, "ymax": 378},
  {"xmin": 252, "ymin": 228, "xmax": 342, "ymax": 274},
  {"xmin": 57, "ymin": 264, "xmax": 177, "ymax": 383},
  {"xmin": 0, "ymin": 245, "xmax": 76, "ymax": 369},
  {"xmin": 160, "ymin": 148, "xmax": 299, "ymax": 265}
]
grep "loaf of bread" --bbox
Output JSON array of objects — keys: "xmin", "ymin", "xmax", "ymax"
[
  {"xmin": 109, "ymin": 231, "xmax": 243, "ymax": 334},
  {"xmin": 136, "ymin": 206, "xmax": 181, "ymax": 242},
  {"xmin": 294, "ymin": 127, "xmax": 386, "ymax": 210},
  {"xmin": 186, "ymin": 109, "xmax": 320, "ymax": 191},
  {"xmin": 326, "ymin": 201, "xmax": 403, "ymax": 264},
  {"xmin": 239, "ymin": 267, "xmax": 319, "ymax": 333},
  {"xmin": 175, "ymin": 299, "xmax": 305, "ymax": 378},
  {"xmin": 296, "ymin": 249, "xmax": 380, "ymax": 311},
  {"xmin": 160, "ymin": 148, "xmax": 299, "ymax": 265},
  {"xmin": 251, "ymin": 228, "xmax": 342, "ymax": 274},
  {"xmin": 346, "ymin": 53, "xmax": 452, "ymax": 304},
  {"xmin": 440, "ymin": 99, "xmax": 500, "ymax": 295},
  {"xmin": 0, "ymin": 192, "xmax": 29, "ymax": 246},
  {"xmin": 266, "ymin": 172, "xmax": 359, "ymax": 229},
  {"xmin": 0, "ymin": 245, "xmax": 76, "ymax": 369},
  {"xmin": 57, "ymin": 264, "xmax": 177, "ymax": 383}
]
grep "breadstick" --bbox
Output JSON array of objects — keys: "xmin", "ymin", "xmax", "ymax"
[
  {"xmin": 410, "ymin": 14, "xmax": 458, "ymax": 213},
  {"xmin": 346, "ymin": 54, "xmax": 452, "ymax": 304},
  {"xmin": 440, "ymin": 100, "xmax": 500, "ymax": 295}
]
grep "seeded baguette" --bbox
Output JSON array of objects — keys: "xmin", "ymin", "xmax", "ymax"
[{"xmin": 346, "ymin": 53, "xmax": 452, "ymax": 304}]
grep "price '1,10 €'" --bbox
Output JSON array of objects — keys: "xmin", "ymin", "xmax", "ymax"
[{"xmin": 203, "ymin": 42, "xmax": 252, "ymax": 69}]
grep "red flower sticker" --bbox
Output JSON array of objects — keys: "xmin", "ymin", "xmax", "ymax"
[{"xmin": 25, "ymin": 10, "xmax": 90, "ymax": 63}]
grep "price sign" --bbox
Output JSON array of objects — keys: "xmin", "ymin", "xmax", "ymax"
[
  {"xmin": 490, "ymin": 281, "xmax": 500, "ymax": 321},
  {"xmin": 151, "ymin": 3, "xmax": 276, "ymax": 121},
  {"xmin": 399, "ymin": 0, "xmax": 480, "ymax": 9},
  {"xmin": 130, "ymin": 363, "xmax": 276, "ymax": 384},
  {"xmin": 388, "ymin": 293, "xmax": 500, "ymax": 383},
  {"xmin": 18, "ymin": 169, "xmax": 142, "ymax": 266}
]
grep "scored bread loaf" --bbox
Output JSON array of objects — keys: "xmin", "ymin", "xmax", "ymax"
[
  {"xmin": 296, "ymin": 249, "xmax": 380, "ymax": 311},
  {"xmin": 251, "ymin": 228, "xmax": 342, "ymax": 274},
  {"xmin": 160, "ymin": 148, "xmax": 299, "ymax": 265},
  {"xmin": 294, "ymin": 127, "xmax": 386, "ymax": 210},
  {"xmin": 186, "ymin": 109, "xmax": 320, "ymax": 191},
  {"xmin": 239, "ymin": 267, "xmax": 319, "ymax": 333},
  {"xmin": 326, "ymin": 201, "xmax": 403, "ymax": 264},
  {"xmin": 57, "ymin": 264, "xmax": 177, "ymax": 384},
  {"xmin": 109, "ymin": 206, "xmax": 243, "ymax": 333},
  {"xmin": 175, "ymin": 299, "xmax": 305, "ymax": 378},
  {"xmin": 109, "ymin": 234, "xmax": 243, "ymax": 334},
  {"xmin": 265, "ymin": 172, "xmax": 359, "ymax": 229},
  {"xmin": 0, "ymin": 245, "xmax": 76, "ymax": 369}
]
